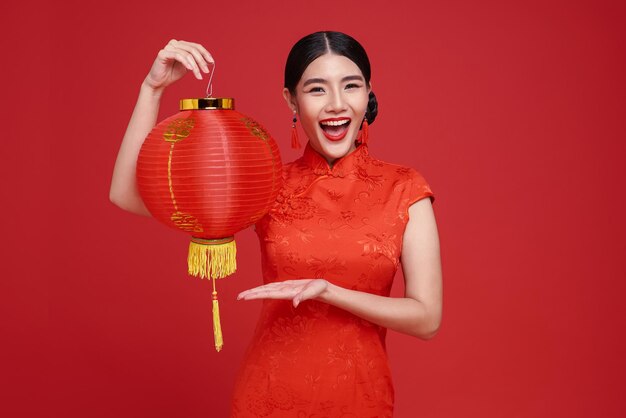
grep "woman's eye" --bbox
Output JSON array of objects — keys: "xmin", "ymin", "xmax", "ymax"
[
  {"xmin": 308, "ymin": 87, "xmax": 324, "ymax": 93},
  {"xmin": 345, "ymin": 83, "xmax": 361, "ymax": 89}
]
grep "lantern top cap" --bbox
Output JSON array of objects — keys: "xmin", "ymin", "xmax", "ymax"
[{"xmin": 180, "ymin": 98, "xmax": 235, "ymax": 110}]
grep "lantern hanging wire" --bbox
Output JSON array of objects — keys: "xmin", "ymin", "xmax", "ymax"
[{"xmin": 205, "ymin": 61, "xmax": 215, "ymax": 98}]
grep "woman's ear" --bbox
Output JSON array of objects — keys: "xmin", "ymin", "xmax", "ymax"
[
  {"xmin": 282, "ymin": 88, "xmax": 297, "ymax": 113},
  {"xmin": 367, "ymin": 82, "xmax": 372, "ymax": 95}
]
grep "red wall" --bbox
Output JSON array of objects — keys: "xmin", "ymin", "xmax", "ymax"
[{"xmin": 4, "ymin": 0, "xmax": 626, "ymax": 417}]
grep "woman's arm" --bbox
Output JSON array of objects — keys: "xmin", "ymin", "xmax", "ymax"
[
  {"xmin": 109, "ymin": 83, "xmax": 163, "ymax": 215},
  {"xmin": 109, "ymin": 40, "xmax": 213, "ymax": 215},
  {"xmin": 237, "ymin": 197, "xmax": 443, "ymax": 340}
]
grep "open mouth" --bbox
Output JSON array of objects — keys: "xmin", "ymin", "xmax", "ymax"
[{"xmin": 319, "ymin": 118, "xmax": 351, "ymax": 141}]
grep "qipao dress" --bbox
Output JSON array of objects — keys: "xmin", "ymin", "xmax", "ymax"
[{"xmin": 230, "ymin": 142, "xmax": 434, "ymax": 417}]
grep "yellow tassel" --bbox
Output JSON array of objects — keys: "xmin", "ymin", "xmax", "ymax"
[
  {"xmin": 187, "ymin": 237, "xmax": 235, "ymax": 352},
  {"xmin": 212, "ymin": 284, "xmax": 223, "ymax": 352},
  {"xmin": 187, "ymin": 237, "xmax": 237, "ymax": 279}
]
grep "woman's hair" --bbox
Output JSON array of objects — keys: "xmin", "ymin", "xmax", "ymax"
[{"xmin": 284, "ymin": 31, "xmax": 378, "ymax": 125}]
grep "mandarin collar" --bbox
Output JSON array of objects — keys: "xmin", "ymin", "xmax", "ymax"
[{"xmin": 301, "ymin": 141, "xmax": 370, "ymax": 177}]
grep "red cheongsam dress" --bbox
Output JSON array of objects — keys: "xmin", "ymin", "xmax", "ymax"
[{"xmin": 230, "ymin": 142, "xmax": 435, "ymax": 417}]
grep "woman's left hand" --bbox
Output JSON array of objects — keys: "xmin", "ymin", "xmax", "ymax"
[{"xmin": 237, "ymin": 279, "xmax": 329, "ymax": 308}]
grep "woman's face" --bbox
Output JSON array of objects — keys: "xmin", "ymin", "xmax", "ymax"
[{"xmin": 284, "ymin": 53, "xmax": 371, "ymax": 163}]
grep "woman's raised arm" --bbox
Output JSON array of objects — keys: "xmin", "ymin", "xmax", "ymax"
[{"xmin": 109, "ymin": 40, "xmax": 214, "ymax": 215}]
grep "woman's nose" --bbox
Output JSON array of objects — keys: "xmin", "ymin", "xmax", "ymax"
[{"xmin": 325, "ymin": 91, "xmax": 348, "ymax": 112}]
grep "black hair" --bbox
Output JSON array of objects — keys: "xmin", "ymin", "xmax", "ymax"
[{"xmin": 284, "ymin": 31, "xmax": 378, "ymax": 125}]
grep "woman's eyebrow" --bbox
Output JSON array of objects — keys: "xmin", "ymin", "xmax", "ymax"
[
  {"xmin": 303, "ymin": 78, "xmax": 327, "ymax": 87},
  {"xmin": 302, "ymin": 75, "xmax": 364, "ymax": 87},
  {"xmin": 342, "ymin": 75, "xmax": 364, "ymax": 83}
]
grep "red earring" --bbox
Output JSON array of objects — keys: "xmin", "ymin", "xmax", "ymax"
[
  {"xmin": 360, "ymin": 117, "xmax": 369, "ymax": 145},
  {"xmin": 291, "ymin": 112, "xmax": 301, "ymax": 150}
]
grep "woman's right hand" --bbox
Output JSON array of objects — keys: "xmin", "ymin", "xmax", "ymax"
[{"xmin": 143, "ymin": 39, "xmax": 214, "ymax": 92}]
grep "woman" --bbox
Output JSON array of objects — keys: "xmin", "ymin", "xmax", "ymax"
[{"xmin": 110, "ymin": 31, "xmax": 442, "ymax": 417}]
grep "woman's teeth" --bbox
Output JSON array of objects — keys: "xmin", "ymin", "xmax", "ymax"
[{"xmin": 320, "ymin": 120, "xmax": 350, "ymax": 127}]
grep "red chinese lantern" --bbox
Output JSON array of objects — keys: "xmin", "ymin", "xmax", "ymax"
[{"xmin": 136, "ymin": 95, "xmax": 282, "ymax": 351}]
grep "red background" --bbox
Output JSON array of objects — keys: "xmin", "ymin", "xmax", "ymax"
[{"xmin": 3, "ymin": 0, "xmax": 625, "ymax": 417}]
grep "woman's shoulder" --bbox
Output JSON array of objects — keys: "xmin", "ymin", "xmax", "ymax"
[
  {"xmin": 368, "ymin": 154, "xmax": 429, "ymax": 183},
  {"xmin": 367, "ymin": 154, "xmax": 435, "ymax": 203}
]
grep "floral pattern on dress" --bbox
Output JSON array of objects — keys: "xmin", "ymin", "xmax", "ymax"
[
  {"xmin": 352, "ymin": 165, "xmax": 384, "ymax": 190},
  {"xmin": 358, "ymin": 231, "xmax": 400, "ymax": 267},
  {"xmin": 307, "ymin": 254, "xmax": 348, "ymax": 278}
]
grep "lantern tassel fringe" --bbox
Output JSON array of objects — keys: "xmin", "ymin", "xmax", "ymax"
[{"xmin": 187, "ymin": 239, "xmax": 237, "ymax": 279}]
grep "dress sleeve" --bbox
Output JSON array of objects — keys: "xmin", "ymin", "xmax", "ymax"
[{"xmin": 407, "ymin": 168, "xmax": 435, "ymax": 206}]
